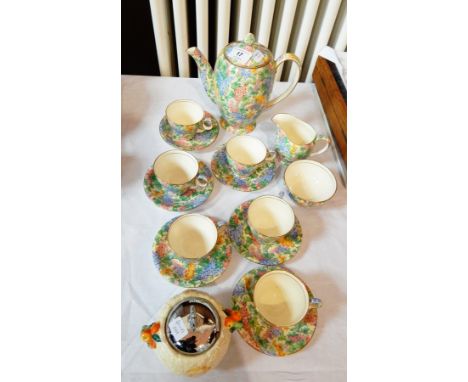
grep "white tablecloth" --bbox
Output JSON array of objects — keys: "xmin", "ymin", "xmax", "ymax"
[{"xmin": 122, "ymin": 75, "xmax": 347, "ymax": 382}]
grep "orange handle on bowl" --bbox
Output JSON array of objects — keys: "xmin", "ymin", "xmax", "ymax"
[{"xmin": 141, "ymin": 321, "xmax": 162, "ymax": 349}]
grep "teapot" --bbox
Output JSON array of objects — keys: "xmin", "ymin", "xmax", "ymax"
[{"xmin": 187, "ymin": 33, "xmax": 302, "ymax": 134}]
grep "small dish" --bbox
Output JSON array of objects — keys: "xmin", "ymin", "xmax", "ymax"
[
  {"xmin": 143, "ymin": 160, "xmax": 214, "ymax": 211},
  {"xmin": 152, "ymin": 217, "xmax": 231, "ymax": 287},
  {"xmin": 231, "ymin": 266, "xmax": 319, "ymax": 356},
  {"xmin": 228, "ymin": 199, "xmax": 302, "ymax": 265},
  {"xmin": 211, "ymin": 146, "xmax": 276, "ymax": 192},
  {"xmin": 159, "ymin": 112, "xmax": 219, "ymax": 151}
]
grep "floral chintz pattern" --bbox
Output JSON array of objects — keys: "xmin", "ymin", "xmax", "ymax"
[
  {"xmin": 285, "ymin": 189, "xmax": 326, "ymax": 207},
  {"xmin": 228, "ymin": 200, "xmax": 302, "ymax": 265},
  {"xmin": 159, "ymin": 112, "xmax": 219, "ymax": 151},
  {"xmin": 226, "ymin": 149, "xmax": 276, "ymax": 177},
  {"xmin": 152, "ymin": 217, "xmax": 231, "ymax": 288},
  {"xmin": 143, "ymin": 162, "xmax": 213, "ymax": 211},
  {"xmin": 231, "ymin": 266, "xmax": 318, "ymax": 356},
  {"xmin": 211, "ymin": 146, "xmax": 276, "ymax": 192},
  {"xmin": 187, "ymin": 38, "xmax": 275, "ymax": 135},
  {"xmin": 275, "ymin": 128, "xmax": 312, "ymax": 163},
  {"xmin": 215, "ymin": 55, "xmax": 275, "ymax": 135},
  {"xmin": 188, "ymin": 33, "xmax": 302, "ymax": 135}
]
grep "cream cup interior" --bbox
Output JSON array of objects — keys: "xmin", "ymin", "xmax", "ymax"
[
  {"xmin": 285, "ymin": 160, "xmax": 337, "ymax": 202},
  {"xmin": 248, "ymin": 196, "xmax": 295, "ymax": 237},
  {"xmin": 226, "ymin": 136, "xmax": 267, "ymax": 165},
  {"xmin": 166, "ymin": 100, "xmax": 204, "ymax": 125},
  {"xmin": 168, "ymin": 214, "xmax": 218, "ymax": 259},
  {"xmin": 153, "ymin": 150, "xmax": 198, "ymax": 185},
  {"xmin": 273, "ymin": 114, "xmax": 316, "ymax": 145},
  {"xmin": 254, "ymin": 270, "xmax": 309, "ymax": 327}
]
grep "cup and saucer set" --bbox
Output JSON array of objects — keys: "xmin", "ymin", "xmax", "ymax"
[
  {"xmin": 145, "ymin": 188, "xmax": 336, "ymax": 375},
  {"xmin": 211, "ymin": 135, "xmax": 277, "ymax": 191},
  {"xmin": 139, "ymin": 33, "xmax": 341, "ymax": 377},
  {"xmin": 144, "ymin": 99, "xmax": 221, "ymax": 211},
  {"xmin": 143, "ymin": 149, "xmax": 214, "ymax": 211},
  {"xmin": 228, "ymin": 195, "xmax": 303, "ymax": 265},
  {"xmin": 159, "ymin": 99, "xmax": 219, "ymax": 151},
  {"xmin": 142, "ymin": 107, "xmax": 338, "ymax": 373}
]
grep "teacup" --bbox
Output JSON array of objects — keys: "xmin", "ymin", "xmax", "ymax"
[
  {"xmin": 284, "ymin": 160, "xmax": 337, "ymax": 206},
  {"xmin": 272, "ymin": 114, "xmax": 330, "ymax": 162},
  {"xmin": 167, "ymin": 214, "xmax": 219, "ymax": 259},
  {"xmin": 153, "ymin": 149, "xmax": 208, "ymax": 194},
  {"xmin": 253, "ymin": 269, "xmax": 322, "ymax": 327},
  {"xmin": 247, "ymin": 195, "xmax": 295, "ymax": 243},
  {"xmin": 225, "ymin": 135, "xmax": 276, "ymax": 177},
  {"xmin": 166, "ymin": 99, "xmax": 213, "ymax": 141}
]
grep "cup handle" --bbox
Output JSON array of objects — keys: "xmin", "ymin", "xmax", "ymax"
[
  {"xmin": 308, "ymin": 136, "xmax": 330, "ymax": 157},
  {"xmin": 197, "ymin": 116, "xmax": 214, "ymax": 133},
  {"xmin": 196, "ymin": 174, "xmax": 208, "ymax": 188},
  {"xmin": 310, "ymin": 297, "xmax": 322, "ymax": 308},
  {"xmin": 265, "ymin": 150, "xmax": 278, "ymax": 166},
  {"xmin": 141, "ymin": 321, "xmax": 162, "ymax": 349}
]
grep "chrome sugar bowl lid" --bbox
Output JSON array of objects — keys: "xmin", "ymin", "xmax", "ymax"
[{"xmin": 165, "ymin": 296, "xmax": 221, "ymax": 355}]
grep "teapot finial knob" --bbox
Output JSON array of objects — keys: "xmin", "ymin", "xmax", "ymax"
[{"xmin": 243, "ymin": 33, "xmax": 255, "ymax": 45}]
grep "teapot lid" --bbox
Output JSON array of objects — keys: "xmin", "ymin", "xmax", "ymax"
[
  {"xmin": 165, "ymin": 296, "xmax": 220, "ymax": 355},
  {"xmin": 224, "ymin": 33, "xmax": 272, "ymax": 69}
]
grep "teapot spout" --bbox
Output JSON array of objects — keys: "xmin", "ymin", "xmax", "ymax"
[{"xmin": 187, "ymin": 47, "xmax": 217, "ymax": 104}]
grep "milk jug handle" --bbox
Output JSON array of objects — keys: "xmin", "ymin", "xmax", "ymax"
[{"xmin": 266, "ymin": 53, "xmax": 302, "ymax": 109}]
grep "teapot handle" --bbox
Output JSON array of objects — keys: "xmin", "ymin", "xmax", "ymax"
[{"xmin": 266, "ymin": 53, "xmax": 302, "ymax": 109}]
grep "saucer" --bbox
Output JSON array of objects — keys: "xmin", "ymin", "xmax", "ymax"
[
  {"xmin": 211, "ymin": 146, "xmax": 276, "ymax": 192},
  {"xmin": 152, "ymin": 217, "xmax": 231, "ymax": 287},
  {"xmin": 159, "ymin": 112, "xmax": 219, "ymax": 151},
  {"xmin": 228, "ymin": 200, "xmax": 302, "ymax": 265},
  {"xmin": 143, "ymin": 161, "xmax": 214, "ymax": 211},
  {"xmin": 232, "ymin": 266, "xmax": 318, "ymax": 356}
]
